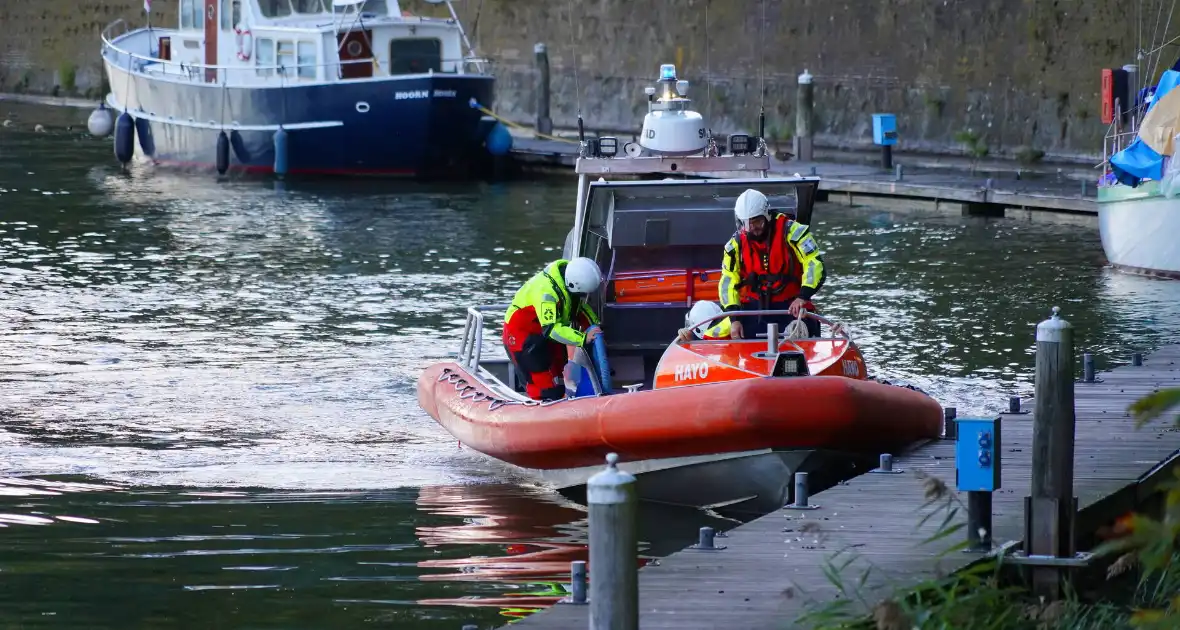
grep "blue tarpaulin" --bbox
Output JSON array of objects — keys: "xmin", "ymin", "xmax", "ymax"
[
  {"xmin": 1110, "ymin": 138, "xmax": 1164, "ymax": 187},
  {"xmin": 1108, "ymin": 67, "xmax": 1180, "ymax": 186}
]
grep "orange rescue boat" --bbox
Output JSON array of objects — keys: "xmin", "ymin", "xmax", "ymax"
[{"xmin": 417, "ymin": 63, "xmax": 944, "ymax": 514}]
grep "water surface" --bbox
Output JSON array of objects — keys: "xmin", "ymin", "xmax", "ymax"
[{"xmin": 3, "ymin": 102, "xmax": 1180, "ymax": 628}]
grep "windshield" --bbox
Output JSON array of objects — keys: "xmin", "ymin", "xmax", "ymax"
[{"xmin": 258, "ymin": 0, "xmax": 343, "ymax": 17}]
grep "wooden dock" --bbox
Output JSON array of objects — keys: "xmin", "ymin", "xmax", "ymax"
[
  {"xmin": 508, "ymin": 137, "xmax": 1097, "ymax": 216},
  {"xmin": 509, "ymin": 343, "xmax": 1180, "ymax": 629}
]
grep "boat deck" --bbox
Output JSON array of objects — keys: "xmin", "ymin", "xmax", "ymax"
[
  {"xmin": 508, "ymin": 137, "xmax": 1097, "ymax": 216},
  {"xmin": 508, "ymin": 343, "xmax": 1180, "ymax": 629}
]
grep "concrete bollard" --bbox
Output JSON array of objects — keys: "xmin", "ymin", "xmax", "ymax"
[
  {"xmin": 1029, "ymin": 306, "xmax": 1077, "ymax": 599},
  {"xmin": 942, "ymin": 407, "xmax": 958, "ymax": 440},
  {"xmin": 1133, "ymin": 352, "xmax": 1143, "ymax": 367},
  {"xmin": 570, "ymin": 560, "xmax": 587, "ymax": 604},
  {"xmin": 795, "ymin": 69, "xmax": 814, "ymax": 161},
  {"xmin": 534, "ymin": 43, "xmax": 552, "ymax": 137},
  {"xmin": 784, "ymin": 471, "xmax": 820, "ymax": 510},
  {"xmin": 1082, "ymin": 352, "xmax": 1095, "ymax": 383},
  {"xmin": 588, "ymin": 453, "xmax": 638, "ymax": 630}
]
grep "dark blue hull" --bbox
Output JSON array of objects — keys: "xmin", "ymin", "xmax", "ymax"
[{"xmin": 104, "ymin": 64, "xmax": 497, "ymax": 177}]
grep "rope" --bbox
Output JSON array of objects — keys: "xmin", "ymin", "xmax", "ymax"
[
  {"xmin": 472, "ymin": 103, "xmax": 578, "ymax": 144},
  {"xmin": 784, "ymin": 317, "xmax": 809, "ymax": 340}
]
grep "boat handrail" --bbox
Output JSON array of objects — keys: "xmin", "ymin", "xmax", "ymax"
[
  {"xmin": 100, "ymin": 24, "xmax": 492, "ymax": 78},
  {"xmin": 458, "ymin": 304, "xmax": 511, "ymax": 370},
  {"xmin": 689, "ymin": 309, "xmax": 852, "ymax": 341}
]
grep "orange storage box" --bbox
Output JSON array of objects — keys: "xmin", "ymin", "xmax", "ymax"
[{"xmin": 612, "ymin": 269, "xmax": 723, "ymax": 303}]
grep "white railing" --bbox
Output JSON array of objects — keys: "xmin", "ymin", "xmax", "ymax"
[
  {"xmin": 459, "ymin": 304, "xmax": 510, "ymax": 371},
  {"xmin": 100, "ymin": 21, "xmax": 493, "ymax": 87}
]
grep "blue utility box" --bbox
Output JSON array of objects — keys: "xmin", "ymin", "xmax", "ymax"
[
  {"xmin": 954, "ymin": 416, "xmax": 1001, "ymax": 492},
  {"xmin": 872, "ymin": 113, "xmax": 898, "ymax": 146}
]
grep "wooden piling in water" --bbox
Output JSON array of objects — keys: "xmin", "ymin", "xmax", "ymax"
[{"xmin": 534, "ymin": 43, "xmax": 553, "ymax": 137}]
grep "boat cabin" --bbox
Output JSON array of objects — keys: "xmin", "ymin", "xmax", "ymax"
[{"xmin": 102, "ymin": 0, "xmax": 485, "ymax": 86}]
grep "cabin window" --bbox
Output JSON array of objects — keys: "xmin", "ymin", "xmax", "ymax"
[
  {"xmin": 291, "ymin": 0, "xmax": 329, "ymax": 13},
  {"xmin": 297, "ymin": 41, "xmax": 317, "ymax": 79},
  {"xmin": 361, "ymin": 0, "xmax": 391, "ymax": 16},
  {"xmin": 180, "ymin": 0, "xmax": 204, "ymax": 29},
  {"xmin": 258, "ymin": 0, "xmax": 292, "ymax": 18},
  {"xmin": 255, "ymin": 37, "xmax": 275, "ymax": 77},
  {"xmin": 220, "ymin": 0, "xmax": 241, "ymax": 30},
  {"xmin": 277, "ymin": 40, "xmax": 296, "ymax": 76},
  {"xmin": 388, "ymin": 38, "xmax": 442, "ymax": 75}
]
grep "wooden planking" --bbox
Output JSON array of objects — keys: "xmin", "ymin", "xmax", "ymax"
[
  {"xmin": 511, "ymin": 346, "xmax": 1180, "ymax": 630},
  {"xmin": 506, "ymin": 138, "xmax": 1096, "ymax": 214}
]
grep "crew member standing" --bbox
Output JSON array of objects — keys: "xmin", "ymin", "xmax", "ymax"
[{"xmin": 719, "ymin": 189, "xmax": 826, "ymax": 339}]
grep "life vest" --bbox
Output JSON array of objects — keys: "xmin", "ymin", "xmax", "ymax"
[{"xmin": 736, "ymin": 214, "xmax": 803, "ymax": 303}]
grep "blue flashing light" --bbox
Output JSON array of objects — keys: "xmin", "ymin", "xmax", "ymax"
[{"xmin": 660, "ymin": 64, "xmax": 676, "ymax": 80}]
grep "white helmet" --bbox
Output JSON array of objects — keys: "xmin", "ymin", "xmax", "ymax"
[
  {"xmin": 734, "ymin": 189, "xmax": 770, "ymax": 229},
  {"xmin": 564, "ymin": 257, "xmax": 602, "ymax": 295},
  {"xmin": 685, "ymin": 300, "xmax": 723, "ymax": 338}
]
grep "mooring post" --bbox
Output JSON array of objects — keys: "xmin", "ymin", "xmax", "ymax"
[
  {"xmin": 795, "ymin": 69, "xmax": 814, "ymax": 162},
  {"xmin": 767, "ymin": 322, "xmax": 779, "ymax": 355},
  {"xmin": 1082, "ymin": 352, "xmax": 1095, "ymax": 383},
  {"xmin": 1027, "ymin": 306, "xmax": 1077, "ymax": 599},
  {"xmin": 1132, "ymin": 352, "xmax": 1143, "ymax": 367},
  {"xmin": 570, "ymin": 560, "xmax": 587, "ymax": 604},
  {"xmin": 784, "ymin": 471, "xmax": 820, "ymax": 510},
  {"xmin": 588, "ymin": 453, "xmax": 638, "ymax": 630},
  {"xmin": 942, "ymin": 407, "xmax": 958, "ymax": 440},
  {"xmin": 534, "ymin": 43, "xmax": 553, "ymax": 137},
  {"xmin": 1009, "ymin": 395, "xmax": 1021, "ymax": 414}
]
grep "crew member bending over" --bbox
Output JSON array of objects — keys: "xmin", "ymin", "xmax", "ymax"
[
  {"xmin": 719, "ymin": 189, "xmax": 826, "ymax": 339},
  {"xmin": 502, "ymin": 257, "xmax": 603, "ymax": 401}
]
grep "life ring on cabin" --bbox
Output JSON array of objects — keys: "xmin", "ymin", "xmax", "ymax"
[{"xmin": 235, "ymin": 26, "xmax": 253, "ymax": 61}]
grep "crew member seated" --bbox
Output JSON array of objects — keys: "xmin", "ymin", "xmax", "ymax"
[
  {"xmin": 677, "ymin": 300, "xmax": 731, "ymax": 341},
  {"xmin": 502, "ymin": 257, "xmax": 603, "ymax": 401},
  {"xmin": 719, "ymin": 189, "xmax": 826, "ymax": 339}
]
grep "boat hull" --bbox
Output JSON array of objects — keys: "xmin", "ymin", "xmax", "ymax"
[
  {"xmin": 419, "ymin": 362, "xmax": 944, "ymax": 470},
  {"xmin": 1098, "ymin": 182, "xmax": 1180, "ymax": 278},
  {"xmin": 102, "ymin": 61, "xmax": 497, "ymax": 178}
]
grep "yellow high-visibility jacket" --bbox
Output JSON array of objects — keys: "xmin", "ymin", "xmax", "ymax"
[
  {"xmin": 505, "ymin": 260, "xmax": 600, "ymax": 346},
  {"xmin": 719, "ymin": 215, "xmax": 825, "ymax": 311}
]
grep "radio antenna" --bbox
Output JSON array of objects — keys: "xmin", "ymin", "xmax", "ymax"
[
  {"xmin": 566, "ymin": 0, "xmax": 585, "ymax": 143},
  {"xmin": 758, "ymin": 0, "xmax": 766, "ymax": 141}
]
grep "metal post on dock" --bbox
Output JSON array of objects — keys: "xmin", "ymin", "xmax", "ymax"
[
  {"xmin": 570, "ymin": 560, "xmax": 588, "ymax": 604},
  {"xmin": 784, "ymin": 471, "xmax": 820, "ymax": 510},
  {"xmin": 795, "ymin": 69, "xmax": 814, "ymax": 162},
  {"xmin": 942, "ymin": 407, "xmax": 957, "ymax": 440},
  {"xmin": 1027, "ymin": 306, "xmax": 1078, "ymax": 599},
  {"xmin": 1132, "ymin": 352, "xmax": 1143, "ymax": 367},
  {"xmin": 767, "ymin": 323, "xmax": 779, "ymax": 355},
  {"xmin": 534, "ymin": 43, "xmax": 553, "ymax": 137},
  {"xmin": 588, "ymin": 453, "xmax": 638, "ymax": 630},
  {"xmin": 1081, "ymin": 352, "xmax": 1100, "ymax": 383}
]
